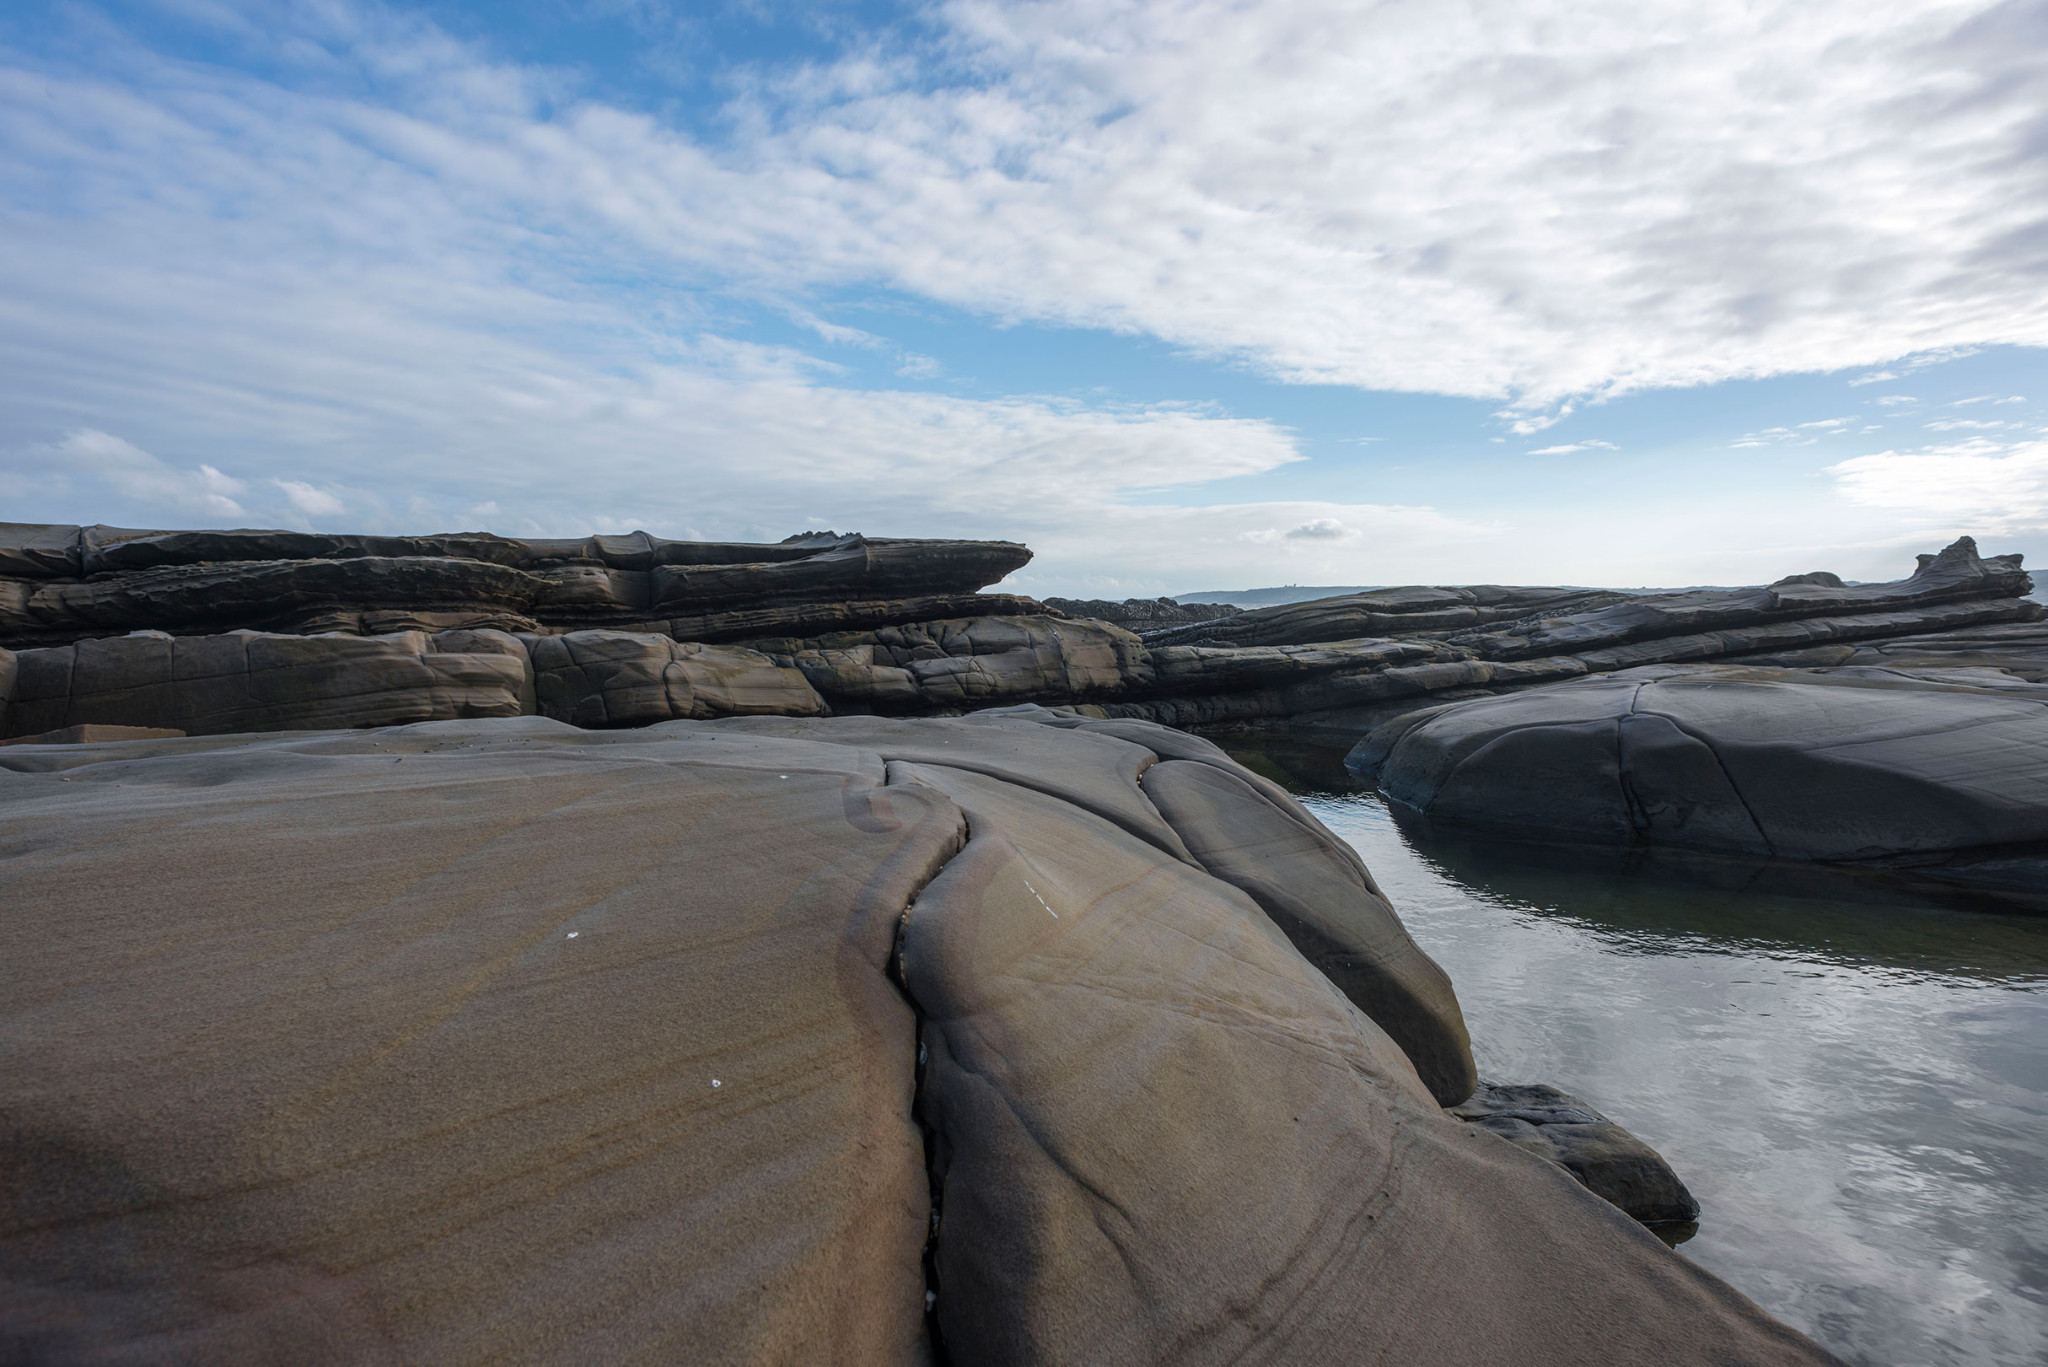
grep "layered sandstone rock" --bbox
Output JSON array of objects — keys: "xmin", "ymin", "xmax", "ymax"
[
  {"xmin": 0, "ymin": 714, "xmax": 1840, "ymax": 1366},
  {"xmin": 1040, "ymin": 595, "xmax": 1240, "ymax": 631},
  {"xmin": 0, "ymin": 524, "xmax": 1032, "ymax": 647},
  {"xmin": 1, "ymin": 525, "xmax": 2035, "ymax": 743}
]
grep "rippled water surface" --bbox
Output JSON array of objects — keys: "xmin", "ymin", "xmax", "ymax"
[{"xmin": 1219, "ymin": 737, "xmax": 2048, "ymax": 1367}]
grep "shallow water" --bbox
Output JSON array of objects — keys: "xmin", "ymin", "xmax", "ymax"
[{"xmin": 1218, "ymin": 737, "xmax": 2048, "ymax": 1367}]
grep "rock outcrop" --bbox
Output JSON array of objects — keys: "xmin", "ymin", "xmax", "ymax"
[
  {"xmin": 1351, "ymin": 661, "xmax": 2048, "ymax": 908},
  {"xmin": 1041, "ymin": 595, "xmax": 1240, "ymax": 631},
  {"xmin": 1, "ymin": 523, "xmax": 2036, "ymax": 748},
  {"xmin": 0, "ymin": 524, "xmax": 1032, "ymax": 646},
  {"xmin": 0, "ymin": 714, "xmax": 1841, "ymax": 1366}
]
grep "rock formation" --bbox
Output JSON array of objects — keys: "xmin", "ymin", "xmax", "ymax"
[
  {"xmin": 1040, "ymin": 595, "xmax": 1240, "ymax": 631},
  {"xmin": 0, "ymin": 524, "xmax": 1033, "ymax": 645},
  {"xmin": 1, "ymin": 523, "xmax": 2036, "ymax": 752},
  {"xmin": 0, "ymin": 712, "xmax": 1841, "ymax": 1365},
  {"xmin": 1351, "ymin": 660, "xmax": 2048, "ymax": 909}
]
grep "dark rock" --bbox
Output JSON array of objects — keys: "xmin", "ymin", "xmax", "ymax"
[
  {"xmin": 1041, "ymin": 596, "xmax": 1241, "ymax": 630},
  {"xmin": 0, "ymin": 526, "xmax": 1033, "ymax": 648},
  {"xmin": 1355, "ymin": 661, "xmax": 2048, "ymax": 905},
  {"xmin": 1449, "ymin": 537, "xmax": 2031, "ymax": 662},
  {"xmin": 1142, "ymin": 584, "xmax": 1605, "ymax": 649},
  {"xmin": 1451, "ymin": 1082, "xmax": 1702, "ymax": 1229}
]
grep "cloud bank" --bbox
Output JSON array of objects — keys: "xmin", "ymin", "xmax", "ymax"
[{"xmin": 2, "ymin": 0, "xmax": 2045, "ymax": 590}]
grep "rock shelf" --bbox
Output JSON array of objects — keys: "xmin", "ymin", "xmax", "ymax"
[{"xmin": 0, "ymin": 712, "xmax": 1838, "ymax": 1365}]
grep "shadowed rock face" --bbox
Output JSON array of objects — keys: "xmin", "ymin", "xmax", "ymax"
[
  {"xmin": 1353, "ymin": 661, "xmax": 2048, "ymax": 908},
  {"xmin": 0, "ymin": 714, "xmax": 1840, "ymax": 1366}
]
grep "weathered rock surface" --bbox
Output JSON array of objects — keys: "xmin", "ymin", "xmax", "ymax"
[
  {"xmin": 525, "ymin": 631, "xmax": 825, "ymax": 727},
  {"xmin": 1353, "ymin": 661, "xmax": 2048, "ymax": 906},
  {"xmin": 3, "ymin": 525, "xmax": 2035, "ymax": 744},
  {"xmin": 2, "ymin": 629, "xmax": 532, "ymax": 738},
  {"xmin": 1451, "ymin": 1083, "xmax": 1701, "ymax": 1229},
  {"xmin": 0, "ymin": 716, "xmax": 1840, "ymax": 1365},
  {"xmin": 759, "ymin": 614, "xmax": 1154, "ymax": 712},
  {"xmin": 1041, "ymin": 595, "xmax": 1240, "ymax": 630},
  {"xmin": 1141, "ymin": 584, "xmax": 1610, "ymax": 648},
  {"xmin": 0, "ymin": 525, "xmax": 1032, "ymax": 647}
]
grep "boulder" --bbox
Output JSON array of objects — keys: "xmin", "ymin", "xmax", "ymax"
[
  {"xmin": 1354, "ymin": 662, "xmax": 2048, "ymax": 905},
  {"xmin": 1451, "ymin": 1083, "xmax": 1701, "ymax": 1230}
]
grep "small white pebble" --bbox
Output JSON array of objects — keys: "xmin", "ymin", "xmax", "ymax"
[
  {"xmin": 779, "ymin": 774, "xmax": 788, "ymax": 779},
  {"xmin": 566, "ymin": 931, "xmax": 579, "ymax": 939},
  {"xmin": 711, "ymin": 1079, "xmax": 722, "ymax": 1088}
]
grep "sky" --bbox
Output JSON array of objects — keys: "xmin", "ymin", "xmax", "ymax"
[{"xmin": 2, "ymin": 0, "xmax": 2045, "ymax": 598}]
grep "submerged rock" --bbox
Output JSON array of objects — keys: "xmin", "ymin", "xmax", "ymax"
[{"xmin": 0, "ymin": 714, "xmax": 1839, "ymax": 1365}]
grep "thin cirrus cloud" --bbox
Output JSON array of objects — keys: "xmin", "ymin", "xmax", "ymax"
[{"xmin": 1, "ymin": 0, "xmax": 2045, "ymax": 591}]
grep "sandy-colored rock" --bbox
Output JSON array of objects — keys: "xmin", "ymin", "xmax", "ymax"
[
  {"xmin": 773, "ymin": 615, "xmax": 1152, "ymax": 711},
  {"xmin": 525, "ymin": 631, "xmax": 826, "ymax": 727},
  {"xmin": 887, "ymin": 750, "xmax": 1836, "ymax": 1367},
  {"xmin": 0, "ymin": 719, "xmax": 960, "ymax": 1364},
  {"xmin": 0, "ymin": 723, "xmax": 186, "ymax": 746},
  {"xmin": 2, "ymin": 630, "xmax": 530, "ymax": 738},
  {"xmin": 0, "ymin": 717, "xmax": 1844, "ymax": 1366}
]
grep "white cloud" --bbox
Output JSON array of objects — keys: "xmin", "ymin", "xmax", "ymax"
[
  {"xmin": 28, "ymin": 429, "xmax": 248, "ymax": 518},
  {"xmin": 276, "ymin": 479, "xmax": 346, "ymax": 517},
  {"xmin": 1848, "ymin": 371, "xmax": 1902, "ymax": 387},
  {"xmin": 1529, "ymin": 439, "xmax": 1620, "ymax": 455},
  {"xmin": 1828, "ymin": 438, "xmax": 2048, "ymax": 533},
  {"xmin": 12, "ymin": 0, "xmax": 2044, "ymax": 414},
  {"xmin": 2, "ymin": 1, "xmax": 2046, "ymax": 593},
  {"xmin": 1799, "ymin": 418, "xmax": 1854, "ymax": 430},
  {"xmin": 1874, "ymin": 395, "xmax": 1919, "ymax": 406},
  {"xmin": 1924, "ymin": 418, "xmax": 2021, "ymax": 430}
]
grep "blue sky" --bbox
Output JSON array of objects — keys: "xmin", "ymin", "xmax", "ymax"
[{"xmin": 2, "ymin": 0, "xmax": 2045, "ymax": 597}]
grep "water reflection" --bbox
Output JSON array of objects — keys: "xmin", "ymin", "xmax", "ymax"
[{"xmin": 1211, "ymin": 730, "xmax": 2048, "ymax": 1367}]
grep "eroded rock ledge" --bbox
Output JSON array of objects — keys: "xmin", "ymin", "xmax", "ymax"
[
  {"xmin": 1, "ymin": 524, "xmax": 2036, "ymax": 749},
  {"xmin": 0, "ymin": 712, "xmax": 1837, "ymax": 1365}
]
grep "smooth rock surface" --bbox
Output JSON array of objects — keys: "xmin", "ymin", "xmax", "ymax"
[
  {"xmin": 0, "ymin": 717, "xmax": 1842, "ymax": 1366},
  {"xmin": 1355, "ymin": 662, "xmax": 2048, "ymax": 902},
  {"xmin": 1451, "ymin": 1083, "xmax": 1702, "ymax": 1228}
]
